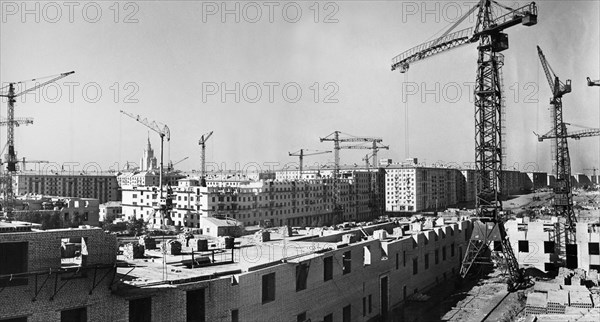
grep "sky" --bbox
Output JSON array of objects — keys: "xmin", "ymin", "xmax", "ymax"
[{"xmin": 0, "ymin": 0, "xmax": 599, "ymax": 175}]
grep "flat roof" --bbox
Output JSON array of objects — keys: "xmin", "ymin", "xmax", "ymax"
[{"xmin": 117, "ymin": 220, "xmax": 461, "ymax": 288}]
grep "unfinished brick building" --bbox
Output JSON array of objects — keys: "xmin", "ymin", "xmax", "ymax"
[{"xmin": 2, "ymin": 218, "xmax": 470, "ymax": 321}]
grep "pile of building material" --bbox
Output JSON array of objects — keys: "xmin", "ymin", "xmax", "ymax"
[
  {"xmin": 533, "ymin": 281, "xmax": 560, "ymax": 293},
  {"xmin": 569, "ymin": 290, "xmax": 593, "ymax": 309},
  {"xmin": 123, "ymin": 243, "xmax": 145, "ymax": 259},
  {"xmin": 546, "ymin": 290, "xmax": 568, "ymax": 314},
  {"xmin": 525, "ymin": 292, "xmax": 548, "ymax": 315}
]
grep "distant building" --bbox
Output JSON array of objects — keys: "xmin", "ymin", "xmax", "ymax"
[
  {"xmin": 13, "ymin": 173, "xmax": 119, "ymax": 203},
  {"xmin": 14, "ymin": 195, "xmax": 100, "ymax": 227},
  {"xmin": 383, "ymin": 162, "xmax": 547, "ymax": 213},
  {"xmin": 140, "ymin": 136, "xmax": 157, "ymax": 171},
  {"xmin": 99, "ymin": 201, "xmax": 122, "ymax": 222},
  {"xmin": 122, "ymin": 172, "xmax": 379, "ymax": 229},
  {"xmin": 116, "ymin": 170, "xmax": 185, "ymax": 187}
]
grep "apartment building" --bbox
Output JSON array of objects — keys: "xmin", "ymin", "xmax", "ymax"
[
  {"xmin": 385, "ymin": 166, "xmax": 461, "ymax": 212},
  {"xmin": 122, "ymin": 171, "xmax": 378, "ymax": 229},
  {"xmin": 385, "ymin": 165, "xmax": 549, "ymax": 213},
  {"xmin": 116, "ymin": 170, "xmax": 185, "ymax": 188},
  {"xmin": 13, "ymin": 173, "xmax": 120, "ymax": 203},
  {"xmin": 1, "ymin": 218, "xmax": 470, "ymax": 321}
]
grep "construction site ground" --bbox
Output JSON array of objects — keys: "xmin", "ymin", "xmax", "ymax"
[{"xmin": 393, "ymin": 265, "xmax": 526, "ymax": 322}]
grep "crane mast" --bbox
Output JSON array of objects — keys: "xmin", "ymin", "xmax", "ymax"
[
  {"xmin": 198, "ymin": 131, "xmax": 213, "ymax": 187},
  {"xmin": 0, "ymin": 71, "xmax": 74, "ymax": 220},
  {"xmin": 120, "ymin": 110, "xmax": 171, "ymax": 227},
  {"xmin": 536, "ymin": 46, "xmax": 578, "ymax": 243},
  {"xmin": 288, "ymin": 149, "xmax": 331, "ymax": 179},
  {"xmin": 320, "ymin": 131, "xmax": 384, "ymax": 221},
  {"xmin": 391, "ymin": 0, "xmax": 537, "ymax": 289}
]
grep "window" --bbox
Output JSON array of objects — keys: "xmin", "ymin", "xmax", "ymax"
[
  {"xmin": 363, "ymin": 297, "xmax": 367, "ymax": 316},
  {"xmin": 187, "ymin": 289, "xmax": 205, "ymax": 322},
  {"xmin": 403, "ymin": 251, "xmax": 406, "ymax": 267},
  {"xmin": 425, "ymin": 254, "xmax": 429, "ymax": 269},
  {"xmin": 296, "ymin": 263, "xmax": 308, "ymax": 291},
  {"xmin": 544, "ymin": 241, "xmax": 556, "ymax": 254},
  {"xmin": 296, "ymin": 312, "xmax": 306, "ymax": 322},
  {"xmin": 0, "ymin": 242, "xmax": 28, "ymax": 287},
  {"xmin": 343, "ymin": 251, "xmax": 352, "ymax": 274},
  {"xmin": 435, "ymin": 249, "xmax": 439, "ymax": 265},
  {"xmin": 442, "ymin": 246, "xmax": 446, "ymax": 261},
  {"xmin": 413, "ymin": 258, "xmax": 418, "ymax": 275},
  {"xmin": 262, "ymin": 272, "xmax": 276, "ymax": 303},
  {"xmin": 129, "ymin": 297, "xmax": 151, "ymax": 322},
  {"xmin": 231, "ymin": 309, "xmax": 239, "ymax": 322},
  {"xmin": 518, "ymin": 240, "xmax": 529, "ymax": 252},
  {"xmin": 363, "ymin": 246, "xmax": 371, "ymax": 266},
  {"xmin": 61, "ymin": 307, "xmax": 86, "ymax": 322},
  {"xmin": 343, "ymin": 305, "xmax": 351, "ymax": 322},
  {"xmin": 395, "ymin": 253, "xmax": 399, "ymax": 270},
  {"xmin": 323, "ymin": 314, "xmax": 333, "ymax": 322},
  {"xmin": 324, "ymin": 257, "xmax": 333, "ymax": 281},
  {"xmin": 589, "ymin": 243, "xmax": 600, "ymax": 255},
  {"xmin": 451, "ymin": 243, "xmax": 455, "ymax": 257},
  {"xmin": 368, "ymin": 294, "xmax": 372, "ymax": 313}
]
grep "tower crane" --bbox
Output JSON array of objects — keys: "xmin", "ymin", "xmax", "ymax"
[
  {"xmin": 288, "ymin": 149, "xmax": 331, "ymax": 179},
  {"xmin": 340, "ymin": 141, "xmax": 389, "ymax": 165},
  {"xmin": 320, "ymin": 131, "xmax": 384, "ymax": 219},
  {"xmin": 533, "ymin": 46, "xmax": 600, "ymax": 248},
  {"xmin": 167, "ymin": 156, "xmax": 189, "ymax": 172},
  {"xmin": 391, "ymin": 1, "xmax": 537, "ymax": 289},
  {"xmin": 198, "ymin": 131, "xmax": 213, "ymax": 187},
  {"xmin": 0, "ymin": 118, "xmax": 33, "ymax": 127},
  {"xmin": 120, "ymin": 110, "xmax": 172, "ymax": 227},
  {"xmin": 587, "ymin": 77, "xmax": 600, "ymax": 87},
  {"xmin": 20, "ymin": 158, "xmax": 49, "ymax": 171},
  {"xmin": 0, "ymin": 71, "xmax": 74, "ymax": 220}
]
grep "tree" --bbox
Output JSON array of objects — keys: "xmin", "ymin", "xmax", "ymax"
[{"xmin": 127, "ymin": 218, "xmax": 147, "ymax": 237}]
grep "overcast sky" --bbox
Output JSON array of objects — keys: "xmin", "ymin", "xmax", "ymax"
[{"xmin": 1, "ymin": 0, "xmax": 599, "ymax": 174}]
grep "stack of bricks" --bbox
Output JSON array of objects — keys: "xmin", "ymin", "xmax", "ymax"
[
  {"xmin": 547, "ymin": 290, "xmax": 569, "ymax": 314},
  {"xmin": 525, "ymin": 292, "xmax": 548, "ymax": 315},
  {"xmin": 570, "ymin": 291, "xmax": 593, "ymax": 309},
  {"xmin": 534, "ymin": 281, "xmax": 560, "ymax": 293},
  {"xmin": 124, "ymin": 243, "xmax": 145, "ymax": 259}
]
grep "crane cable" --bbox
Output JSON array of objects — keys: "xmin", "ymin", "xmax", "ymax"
[
  {"xmin": 404, "ymin": 72, "xmax": 409, "ymax": 158},
  {"xmin": 536, "ymin": 56, "xmax": 540, "ymax": 172}
]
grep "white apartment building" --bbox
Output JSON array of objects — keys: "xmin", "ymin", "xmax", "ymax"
[
  {"xmin": 385, "ymin": 165, "xmax": 549, "ymax": 213},
  {"xmin": 385, "ymin": 166, "xmax": 460, "ymax": 212},
  {"xmin": 122, "ymin": 172, "xmax": 376, "ymax": 229}
]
